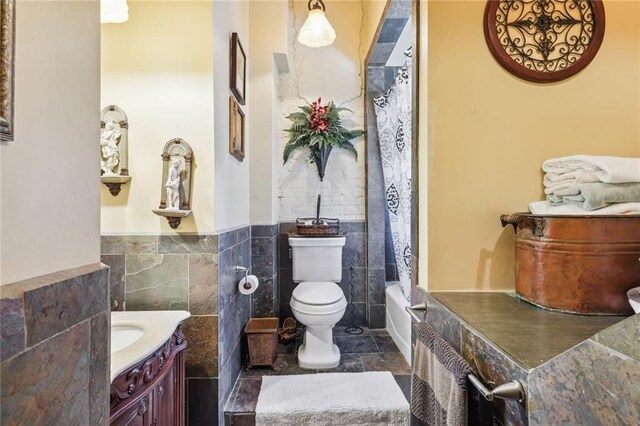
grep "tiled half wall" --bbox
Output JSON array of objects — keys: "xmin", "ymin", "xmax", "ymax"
[
  {"xmin": 0, "ymin": 264, "xmax": 110, "ymax": 425},
  {"xmin": 101, "ymin": 234, "xmax": 221, "ymax": 425}
]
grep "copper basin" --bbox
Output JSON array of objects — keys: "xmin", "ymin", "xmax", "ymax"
[{"xmin": 501, "ymin": 213, "xmax": 640, "ymax": 315}]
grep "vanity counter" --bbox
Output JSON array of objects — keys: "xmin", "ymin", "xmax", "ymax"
[
  {"xmin": 111, "ymin": 310, "xmax": 190, "ymax": 382},
  {"xmin": 110, "ymin": 311, "xmax": 190, "ymax": 426}
]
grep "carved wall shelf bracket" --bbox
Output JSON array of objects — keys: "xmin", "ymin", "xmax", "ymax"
[
  {"xmin": 101, "ymin": 175, "xmax": 132, "ymax": 196},
  {"xmin": 151, "ymin": 209, "xmax": 192, "ymax": 229}
]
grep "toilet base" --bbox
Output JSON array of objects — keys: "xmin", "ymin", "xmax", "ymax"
[{"xmin": 297, "ymin": 327, "xmax": 341, "ymax": 369}]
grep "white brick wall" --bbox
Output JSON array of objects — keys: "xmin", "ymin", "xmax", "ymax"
[
  {"xmin": 278, "ymin": 96, "xmax": 366, "ymax": 221},
  {"xmin": 277, "ymin": 0, "xmax": 366, "ymax": 222}
]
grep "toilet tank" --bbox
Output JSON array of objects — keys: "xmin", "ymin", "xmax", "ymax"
[{"xmin": 289, "ymin": 236, "xmax": 346, "ymax": 283}]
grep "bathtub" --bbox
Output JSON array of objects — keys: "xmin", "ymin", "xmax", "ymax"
[{"xmin": 385, "ymin": 282, "xmax": 411, "ymax": 364}]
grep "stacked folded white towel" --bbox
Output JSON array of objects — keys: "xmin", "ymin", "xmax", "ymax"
[{"xmin": 530, "ymin": 155, "xmax": 640, "ymax": 215}]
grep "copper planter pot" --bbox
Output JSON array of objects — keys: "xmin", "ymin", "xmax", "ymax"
[{"xmin": 501, "ymin": 213, "xmax": 640, "ymax": 315}]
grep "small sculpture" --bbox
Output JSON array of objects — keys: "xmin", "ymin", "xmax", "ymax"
[
  {"xmin": 165, "ymin": 159, "xmax": 182, "ymax": 210},
  {"xmin": 100, "ymin": 120, "xmax": 121, "ymax": 175},
  {"xmin": 152, "ymin": 138, "xmax": 194, "ymax": 229},
  {"xmin": 100, "ymin": 105, "xmax": 131, "ymax": 196}
]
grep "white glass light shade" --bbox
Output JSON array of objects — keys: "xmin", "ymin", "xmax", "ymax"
[
  {"xmin": 298, "ymin": 9, "xmax": 336, "ymax": 48},
  {"xmin": 101, "ymin": 0, "xmax": 129, "ymax": 24}
]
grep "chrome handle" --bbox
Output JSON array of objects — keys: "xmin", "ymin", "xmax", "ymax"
[
  {"xmin": 405, "ymin": 304, "xmax": 426, "ymax": 323},
  {"xmin": 468, "ymin": 374, "xmax": 525, "ymax": 403},
  {"xmin": 410, "ymin": 302, "xmax": 427, "ymax": 311},
  {"xmin": 235, "ymin": 266, "xmax": 249, "ymax": 289}
]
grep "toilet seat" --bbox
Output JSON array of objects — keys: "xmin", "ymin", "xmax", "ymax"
[
  {"xmin": 291, "ymin": 282, "xmax": 346, "ymax": 315},
  {"xmin": 292, "ymin": 282, "xmax": 343, "ymax": 305}
]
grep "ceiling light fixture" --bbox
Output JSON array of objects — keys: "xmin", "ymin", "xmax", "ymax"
[
  {"xmin": 101, "ymin": 0, "xmax": 129, "ymax": 24},
  {"xmin": 298, "ymin": 0, "xmax": 336, "ymax": 48}
]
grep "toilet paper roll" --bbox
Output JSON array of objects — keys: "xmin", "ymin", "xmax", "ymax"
[{"xmin": 239, "ymin": 275, "xmax": 259, "ymax": 295}]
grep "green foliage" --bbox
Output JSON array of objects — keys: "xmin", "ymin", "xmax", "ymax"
[{"xmin": 282, "ymin": 99, "xmax": 364, "ymax": 165}]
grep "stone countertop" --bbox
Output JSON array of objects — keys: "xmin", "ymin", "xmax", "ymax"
[
  {"xmin": 430, "ymin": 292, "xmax": 626, "ymax": 369},
  {"xmin": 110, "ymin": 310, "xmax": 191, "ymax": 382}
]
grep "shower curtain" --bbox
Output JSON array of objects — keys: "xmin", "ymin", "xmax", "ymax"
[{"xmin": 373, "ymin": 48, "xmax": 413, "ymax": 301}]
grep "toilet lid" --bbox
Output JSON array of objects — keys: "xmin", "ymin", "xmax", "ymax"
[{"xmin": 292, "ymin": 282, "xmax": 344, "ymax": 305}]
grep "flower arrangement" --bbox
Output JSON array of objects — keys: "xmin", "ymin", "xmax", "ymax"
[{"xmin": 283, "ymin": 98, "xmax": 364, "ymax": 181}]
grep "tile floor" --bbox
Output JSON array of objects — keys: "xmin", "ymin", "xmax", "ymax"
[{"xmin": 224, "ymin": 326, "xmax": 411, "ymax": 425}]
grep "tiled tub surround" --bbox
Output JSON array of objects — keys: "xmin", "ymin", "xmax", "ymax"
[
  {"xmin": 422, "ymin": 293, "xmax": 635, "ymax": 425},
  {"xmin": 277, "ymin": 221, "xmax": 386, "ymax": 328},
  {"xmin": 100, "ymin": 234, "xmax": 220, "ymax": 425},
  {"xmin": 365, "ymin": 0, "xmax": 419, "ymax": 331},
  {"xmin": 0, "ymin": 264, "xmax": 110, "ymax": 425}
]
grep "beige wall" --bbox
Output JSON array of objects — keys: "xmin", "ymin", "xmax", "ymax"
[
  {"xmin": 213, "ymin": 0, "xmax": 251, "ymax": 231},
  {"xmin": 363, "ymin": 0, "xmax": 388, "ymax": 59},
  {"xmin": 249, "ymin": 1, "xmax": 288, "ymax": 225},
  {"xmin": 418, "ymin": 0, "xmax": 428, "ymax": 291},
  {"xmin": 101, "ymin": 1, "xmax": 215, "ymax": 234},
  {"xmin": 0, "ymin": 1, "xmax": 101, "ymax": 285},
  {"xmin": 425, "ymin": 0, "xmax": 640, "ymax": 291}
]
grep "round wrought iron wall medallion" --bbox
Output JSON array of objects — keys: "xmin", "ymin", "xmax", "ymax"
[{"xmin": 484, "ymin": 0, "xmax": 605, "ymax": 83}]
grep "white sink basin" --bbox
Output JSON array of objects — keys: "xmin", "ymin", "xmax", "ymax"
[
  {"xmin": 110, "ymin": 311, "xmax": 190, "ymax": 382},
  {"xmin": 111, "ymin": 324, "xmax": 145, "ymax": 353}
]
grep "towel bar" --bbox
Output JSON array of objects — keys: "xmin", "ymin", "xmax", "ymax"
[{"xmin": 405, "ymin": 305, "xmax": 526, "ymax": 403}]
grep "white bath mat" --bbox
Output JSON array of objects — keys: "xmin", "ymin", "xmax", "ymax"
[{"xmin": 255, "ymin": 371, "xmax": 410, "ymax": 425}]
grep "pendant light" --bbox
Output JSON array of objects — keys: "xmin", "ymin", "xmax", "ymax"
[
  {"xmin": 298, "ymin": 0, "xmax": 336, "ymax": 48},
  {"xmin": 101, "ymin": 0, "xmax": 129, "ymax": 24}
]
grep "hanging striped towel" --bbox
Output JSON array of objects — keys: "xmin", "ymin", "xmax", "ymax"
[{"xmin": 411, "ymin": 322, "xmax": 474, "ymax": 426}]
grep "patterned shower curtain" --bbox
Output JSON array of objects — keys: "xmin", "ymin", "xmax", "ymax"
[{"xmin": 373, "ymin": 49, "xmax": 413, "ymax": 301}]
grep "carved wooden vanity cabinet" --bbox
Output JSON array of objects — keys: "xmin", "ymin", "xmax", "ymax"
[{"xmin": 110, "ymin": 325, "xmax": 187, "ymax": 426}]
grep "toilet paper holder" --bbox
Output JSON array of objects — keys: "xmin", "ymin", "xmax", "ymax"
[{"xmin": 235, "ymin": 266, "xmax": 251, "ymax": 290}]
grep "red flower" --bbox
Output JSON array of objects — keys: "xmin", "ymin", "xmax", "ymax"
[{"xmin": 307, "ymin": 98, "xmax": 330, "ymax": 133}]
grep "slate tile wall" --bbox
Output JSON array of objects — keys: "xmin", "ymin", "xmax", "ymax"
[
  {"xmin": 0, "ymin": 264, "xmax": 110, "ymax": 425},
  {"xmin": 101, "ymin": 234, "xmax": 218, "ymax": 425},
  {"xmin": 216, "ymin": 226, "xmax": 252, "ymax": 426},
  {"xmin": 365, "ymin": 0, "xmax": 417, "ymax": 329},
  {"xmin": 278, "ymin": 221, "xmax": 374, "ymax": 327},
  {"xmin": 529, "ymin": 315, "xmax": 640, "ymax": 425},
  {"xmin": 424, "ymin": 294, "xmax": 640, "ymax": 425},
  {"xmin": 251, "ymin": 224, "xmax": 279, "ymax": 318},
  {"xmin": 366, "ymin": 80, "xmax": 391, "ymax": 329}
]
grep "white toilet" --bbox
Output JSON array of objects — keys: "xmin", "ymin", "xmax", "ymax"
[{"xmin": 289, "ymin": 236, "xmax": 347, "ymax": 369}]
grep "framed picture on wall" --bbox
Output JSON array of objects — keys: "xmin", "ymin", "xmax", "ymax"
[
  {"xmin": 1, "ymin": 0, "xmax": 16, "ymax": 141},
  {"xmin": 229, "ymin": 96, "xmax": 245, "ymax": 162},
  {"xmin": 230, "ymin": 32, "xmax": 246, "ymax": 105}
]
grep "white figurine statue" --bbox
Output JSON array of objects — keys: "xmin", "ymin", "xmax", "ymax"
[
  {"xmin": 165, "ymin": 159, "xmax": 182, "ymax": 210},
  {"xmin": 100, "ymin": 121, "xmax": 121, "ymax": 175}
]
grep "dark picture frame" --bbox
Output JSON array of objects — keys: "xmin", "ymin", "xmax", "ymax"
[
  {"xmin": 229, "ymin": 96, "xmax": 245, "ymax": 162},
  {"xmin": 1, "ymin": 0, "xmax": 16, "ymax": 141},
  {"xmin": 230, "ymin": 32, "xmax": 246, "ymax": 105}
]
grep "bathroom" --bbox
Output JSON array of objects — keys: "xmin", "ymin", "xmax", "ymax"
[{"xmin": 1, "ymin": 0, "xmax": 639, "ymax": 425}]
